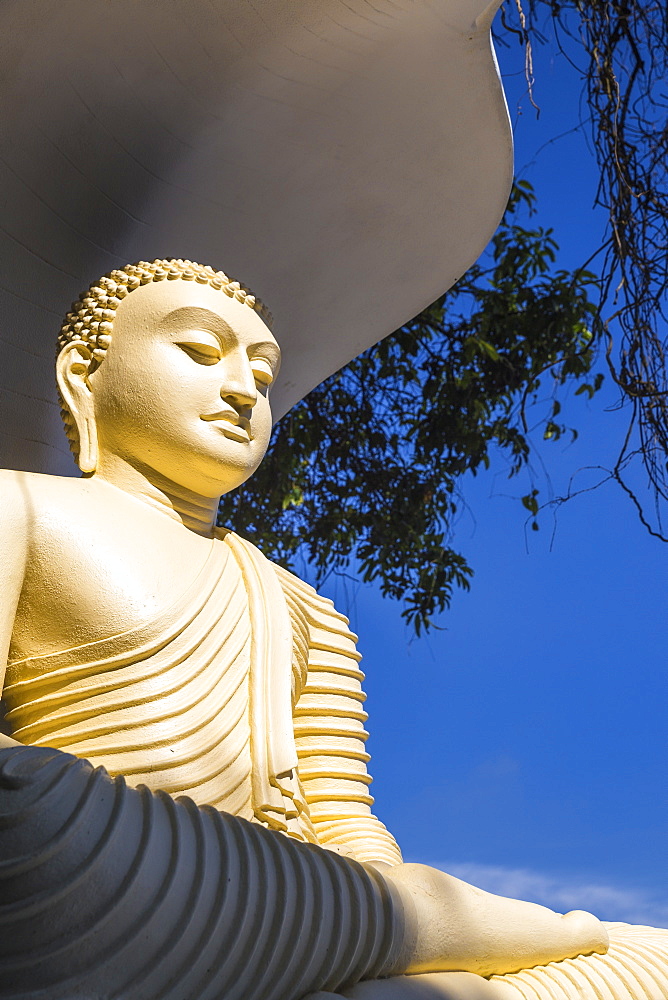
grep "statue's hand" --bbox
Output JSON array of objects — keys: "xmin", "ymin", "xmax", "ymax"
[{"xmin": 383, "ymin": 862, "xmax": 609, "ymax": 978}]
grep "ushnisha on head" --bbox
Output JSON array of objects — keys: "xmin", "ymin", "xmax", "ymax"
[{"xmin": 56, "ymin": 258, "xmax": 280, "ymax": 500}]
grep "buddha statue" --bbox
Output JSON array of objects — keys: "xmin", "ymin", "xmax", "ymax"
[{"xmin": 0, "ymin": 259, "xmax": 665, "ymax": 1000}]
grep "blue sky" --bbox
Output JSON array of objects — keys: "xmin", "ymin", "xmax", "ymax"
[{"xmin": 305, "ymin": 23, "xmax": 668, "ymax": 926}]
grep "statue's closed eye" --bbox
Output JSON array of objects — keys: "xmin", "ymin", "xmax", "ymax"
[
  {"xmin": 177, "ymin": 340, "xmax": 222, "ymax": 365},
  {"xmin": 177, "ymin": 338, "xmax": 275, "ymax": 387},
  {"xmin": 250, "ymin": 357, "xmax": 274, "ymax": 387}
]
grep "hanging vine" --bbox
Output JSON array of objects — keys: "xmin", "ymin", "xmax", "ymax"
[{"xmin": 506, "ymin": 0, "xmax": 668, "ymax": 533}]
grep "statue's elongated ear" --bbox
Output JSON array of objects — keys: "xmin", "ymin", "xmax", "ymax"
[{"xmin": 56, "ymin": 341, "xmax": 98, "ymax": 474}]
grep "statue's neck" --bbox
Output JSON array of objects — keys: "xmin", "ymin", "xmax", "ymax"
[{"xmin": 92, "ymin": 455, "xmax": 220, "ymax": 537}]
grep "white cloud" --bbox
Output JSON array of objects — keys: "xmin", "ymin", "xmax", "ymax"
[{"xmin": 418, "ymin": 860, "xmax": 668, "ymax": 928}]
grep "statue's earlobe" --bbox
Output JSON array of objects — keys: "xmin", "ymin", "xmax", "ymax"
[
  {"xmin": 76, "ymin": 413, "xmax": 99, "ymax": 475},
  {"xmin": 56, "ymin": 341, "xmax": 99, "ymax": 474}
]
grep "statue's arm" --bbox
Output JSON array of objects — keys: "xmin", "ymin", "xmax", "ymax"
[
  {"xmin": 0, "ymin": 742, "xmax": 411, "ymax": 997},
  {"xmin": 0, "ymin": 471, "xmax": 29, "ymax": 748},
  {"xmin": 277, "ymin": 567, "xmax": 402, "ymax": 866},
  {"xmin": 0, "ymin": 744, "xmax": 609, "ymax": 996}
]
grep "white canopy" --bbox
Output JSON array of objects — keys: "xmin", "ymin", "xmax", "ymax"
[{"xmin": 0, "ymin": 0, "xmax": 511, "ymax": 474}]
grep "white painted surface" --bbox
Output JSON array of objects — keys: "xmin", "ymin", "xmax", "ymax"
[{"xmin": 0, "ymin": 0, "xmax": 511, "ymax": 474}]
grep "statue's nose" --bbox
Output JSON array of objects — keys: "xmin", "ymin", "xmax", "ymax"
[{"xmin": 220, "ymin": 357, "xmax": 257, "ymax": 410}]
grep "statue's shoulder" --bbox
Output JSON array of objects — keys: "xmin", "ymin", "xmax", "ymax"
[
  {"xmin": 0, "ymin": 468, "xmax": 45, "ymax": 523},
  {"xmin": 270, "ymin": 560, "xmax": 318, "ymax": 601},
  {"xmin": 0, "ymin": 467, "xmax": 39, "ymax": 489},
  {"xmin": 267, "ymin": 557, "xmax": 358, "ymax": 643},
  {"xmin": 0, "ymin": 471, "xmax": 110, "ymax": 564},
  {"xmin": 0, "ymin": 471, "xmax": 63, "ymax": 596},
  {"xmin": 0, "ymin": 468, "xmax": 85, "ymax": 524},
  {"xmin": 0, "ymin": 467, "xmax": 77, "ymax": 492}
]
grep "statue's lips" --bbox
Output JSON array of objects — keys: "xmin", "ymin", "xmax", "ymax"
[{"xmin": 201, "ymin": 414, "xmax": 252, "ymax": 443}]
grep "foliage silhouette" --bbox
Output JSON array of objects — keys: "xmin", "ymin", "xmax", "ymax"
[{"xmin": 221, "ymin": 184, "xmax": 601, "ymax": 633}]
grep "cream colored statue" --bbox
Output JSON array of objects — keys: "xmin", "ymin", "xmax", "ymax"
[{"xmin": 0, "ymin": 259, "xmax": 665, "ymax": 1000}]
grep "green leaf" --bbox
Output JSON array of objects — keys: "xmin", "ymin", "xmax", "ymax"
[{"xmin": 521, "ymin": 491, "xmax": 540, "ymax": 516}]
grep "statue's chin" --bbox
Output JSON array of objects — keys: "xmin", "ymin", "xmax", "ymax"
[
  {"xmin": 185, "ymin": 436, "xmax": 269, "ymax": 497},
  {"xmin": 204, "ymin": 450, "xmax": 267, "ymax": 499},
  {"xmin": 94, "ymin": 437, "xmax": 267, "ymax": 504}
]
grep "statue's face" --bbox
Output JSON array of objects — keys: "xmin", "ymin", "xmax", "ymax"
[{"xmin": 88, "ymin": 279, "xmax": 280, "ymax": 498}]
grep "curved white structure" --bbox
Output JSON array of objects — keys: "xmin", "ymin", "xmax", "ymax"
[{"xmin": 0, "ymin": 0, "xmax": 511, "ymax": 473}]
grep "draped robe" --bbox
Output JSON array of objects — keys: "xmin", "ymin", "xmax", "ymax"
[{"xmin": 3, "ymin": 528, "xmax": 401, "ymax": 866}]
